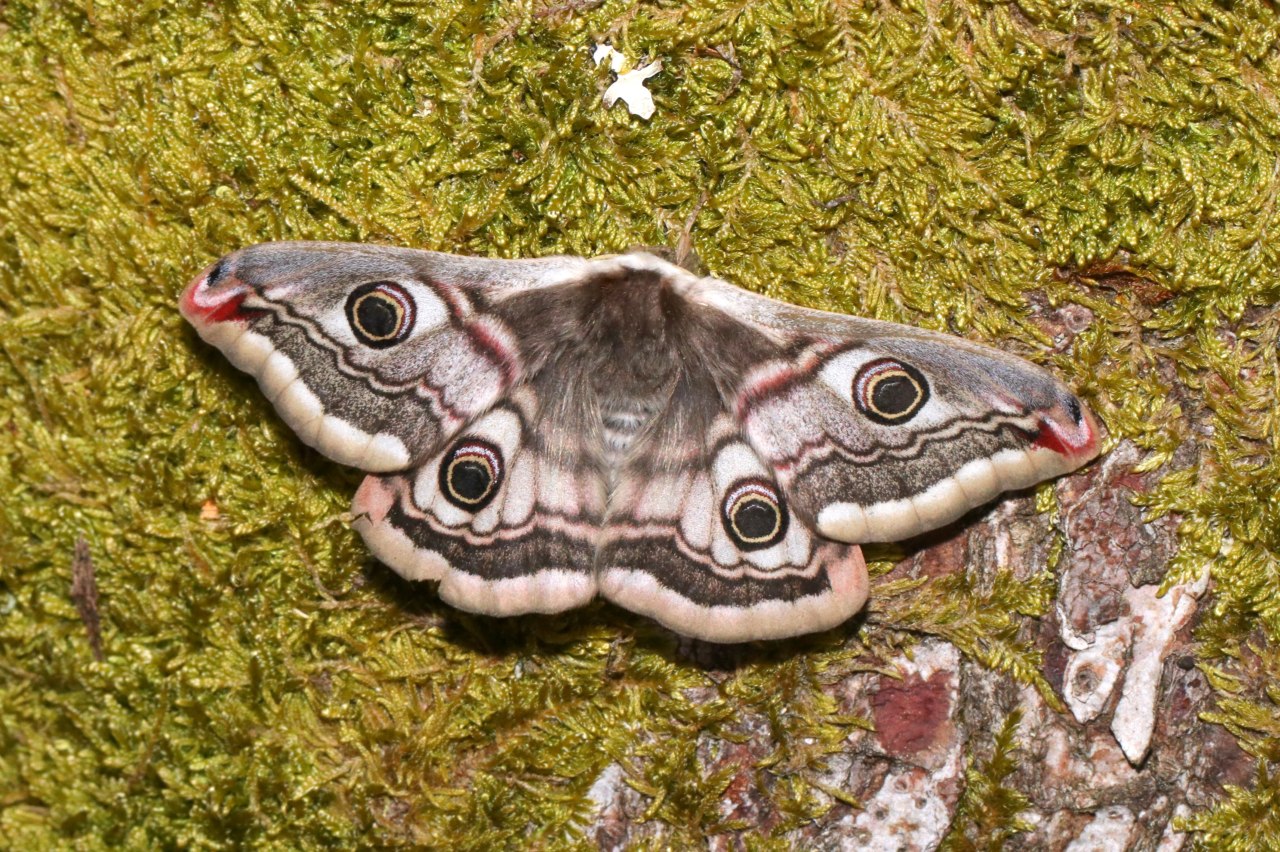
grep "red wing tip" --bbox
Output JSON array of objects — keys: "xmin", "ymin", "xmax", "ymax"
[
  {"xmin": 180, "ymin": 259, "xmax": 254, "ymax": 325},
  {"xmin": 1033, "ymin": 401, "xmax": 1102, "ymax": 464}
]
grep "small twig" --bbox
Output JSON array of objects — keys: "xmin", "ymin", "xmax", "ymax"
[
  {"xmin": 675, "ymin": 190, "xmax": 710, "ymax": 269},
  {"xmin": 820, "ymin": 191, "xmax": 861, "ymax": 210},
  {"xmin": 70, "ymin": 536, "xmax": 104, "ymax": 661},
  {"xmin": 534, "ymin": 0, "xmax": 605, "ymax": 20},
  {"xmin": 50, "ymin": 61, "xmax": 87, "ymax": 148}
]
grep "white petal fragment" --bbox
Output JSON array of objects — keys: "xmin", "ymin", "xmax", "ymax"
[
  {"xmin": 595, "ymin": 43, "xmax": 662, "ymax": 120},
  {"xmin": 592, "ymin": 44, "xmax": 625, "ymax": 72}
]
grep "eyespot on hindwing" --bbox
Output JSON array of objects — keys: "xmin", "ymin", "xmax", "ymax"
[
  {"xmin": 439, "ymin": 439, "xmax": 504, "ymax": 511},
  {"xmin": 721, "ymin": 479, "xmax": 788, "ymax": 550}
]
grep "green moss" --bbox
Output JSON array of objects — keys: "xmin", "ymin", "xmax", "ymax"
[
  {"xmin": 942, "ymin": 710, "xmax": 1033, "ymax": 851},
  {"xmin": 2, "ymin": 0, "xmax": 1279, "ymax": 846}
]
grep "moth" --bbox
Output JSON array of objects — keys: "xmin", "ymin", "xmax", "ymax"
[{"xmin": 181, "ymin": 243, "xmax": 1100, "ymax": 643}]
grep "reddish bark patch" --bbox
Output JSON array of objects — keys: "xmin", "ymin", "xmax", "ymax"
[
  {"xmin": 913, "ymin": 529, "xmax": 968, "ymax": 579},
  {"xmin": 1200, "ymin": 725, "xmax": 1255, "ymax": 792},
  {"xmin": 1040, "ymin": 615, "xmax": 1071, "ymax": 695},
  {"xmin": 881, "ymin": 526, "xmax": 968, "ymax": 584},
  {"xmin": 871, "ymin": 671, "xmax": 953, "ymax": 757}
]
